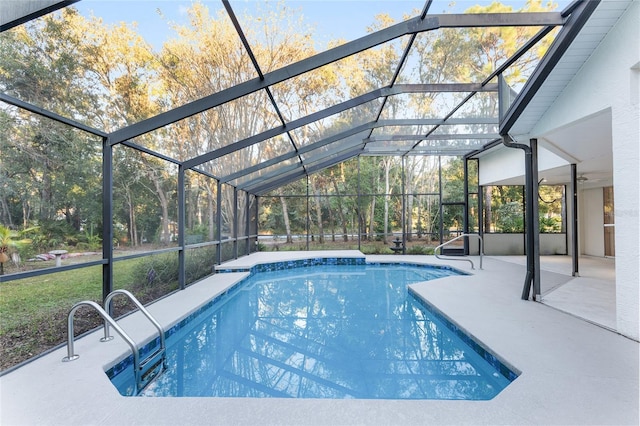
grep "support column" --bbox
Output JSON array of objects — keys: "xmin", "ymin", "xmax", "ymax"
[
  {"xmin": 357, "ymin": 157, "xmax": 361, "ymax": 251},
  {"xmin": 233, "ymin": 187, "xmax": 238, "ymax": 259},
  {"xmin": 463, "ymin": 157, "xmax": 470, "ymax": 254},
  {"xmin": 216, "ymin": 181, "xmax": 222, "ymax": 265},
  {"xmin": 438, "ymin": 156, "xmax": 443, "ymax": 246},
  {"xmin": 102, "ymin": 138, "xmax": 114, "ymax": 308},
  {"xmin": 571, "ymin": 163, "xmax": 579, "ymax": 276},
  {"xmin": 252, "ymin": 195, "xmax": 259, "ymax": 254},
  {"xmin": 401, "ymin": 156, "xmax": 406, "ymax": 254},
  {"xmin": 306, "ymin": 176, "xmax": 310, "ymax": 251},
  {"xmin": 245, "ymin": 192, "xmax": 251, "ymax": 256},
  {"xmin": 531, "ymin": 138, "xmax": 541, "ymax": 300},
  {"xmin": 178, "ymin": 165, "xmax": 185, "ymax": 289}
]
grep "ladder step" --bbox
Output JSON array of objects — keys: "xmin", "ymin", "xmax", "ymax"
[{"xmin": 138, "ymin": 349, "xmax": 165, "ymax": 390}]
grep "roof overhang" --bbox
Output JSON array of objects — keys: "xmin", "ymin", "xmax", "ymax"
[{"xmin": 0, "ymin": 1, "xmax": 78, "ymax": 31}]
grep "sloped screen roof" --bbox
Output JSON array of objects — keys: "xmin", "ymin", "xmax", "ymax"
[{"xmin": 1, "ymin": 0, "xmax": 599, "ymax": 195}]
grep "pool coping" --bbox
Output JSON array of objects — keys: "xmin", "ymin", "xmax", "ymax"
[{"xmin": 1, "ymin": 251, "xmax": 638, "ymax": 425}]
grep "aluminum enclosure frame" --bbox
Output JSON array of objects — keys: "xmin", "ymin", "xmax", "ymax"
[{"xmin": 0, "ymin": 0, "xmax": 599, "ymax": 315}]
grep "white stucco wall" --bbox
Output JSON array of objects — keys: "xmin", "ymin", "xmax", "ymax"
[
  {"xmin": 479, "ymin": 145, "xmax": 567, "ymax": 186},
  {"xmin": 483, "ymin": 234, "xmax": 525, "ymax": 255},
  {"xmin": 479, "ymin": 148, "xmax": 524, "ymax": 185},
  {"xmin": 580, "ymin": 188, "xmax": 604, "ymax": 257},
  {"xmin": 530, "ymin": 1, "xmax": 640, "ymax": 340},
  {"xmin": 482, "ymin": 233, "xmax": 566, "ymax": 255}
]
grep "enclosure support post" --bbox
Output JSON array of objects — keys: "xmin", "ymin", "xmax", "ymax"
[
  {"xmin": 571, "ymin": 163, "xmax": 579, "ymax": 276},
  {"xmin": 438, "ymin": 157, "xmax": 443, "ymax": 246},
  {"xmin": 233, "ymin": 187, "xmax": 238, "ymax": 259},
  {"xmin": 177, "ymin": 165, "xmax": 185, "ymax": 289},
  {"xmin": 401, "ymin": 156, "xmax": 406, "ymax": 254},
  {"xmin": 254, "ymin": 195, "xmax": 259, "ymax": 254},
  {"xmin": 478, "ymin": 179, "xmax": 484, "ymax": 240},
  {"xmin": 216, "ymin": 181, "xmax": 222, "ymax": 265},
  {"xmin": 102, "ymin": 137, "xmax": 114, "ymax": 310},
  {"xmin": 463, "ymin": 157, "xmax": 470, "ymax": 254},
  {"xmin": 531, "ymin": 138, "xmax": 541, "ymax": 299},
  {"xmin": 245, "ymin": 192, "xmax": 251, "ymax": 256},
  {"xmin": 357, "ymin": 157, "xmax": 361, "ymax": 251},
  {"xmin": 306, "ymin": 176, "xmax": 310, "ymax": 251}
]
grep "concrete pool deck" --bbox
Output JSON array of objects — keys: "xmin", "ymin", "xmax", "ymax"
[{"xmin": 1, "ymin": 252, "xmax": 638, "ymax": 425}]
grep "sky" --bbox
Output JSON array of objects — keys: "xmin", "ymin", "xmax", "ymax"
[{"xmin": 74, "ymin": 0, "xmax": 571, "ymax": 51}]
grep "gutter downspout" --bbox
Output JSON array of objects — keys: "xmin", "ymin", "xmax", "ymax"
[{"xmin": 502, "ymin": 135, "xmax": 541, "ymax": 300}]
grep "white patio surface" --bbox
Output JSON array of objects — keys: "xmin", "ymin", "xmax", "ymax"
[{"xmin": 1, "ymin": 251, "xmax": 637, "ymax": 425}]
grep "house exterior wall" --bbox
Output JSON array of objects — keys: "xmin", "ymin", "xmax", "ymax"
[
  {"xmin": 580, "ymin": 188, "xmax": 604, "ymax": 257},
  {"xmin": 478, "ymin": 148, "xmax": 524, "ymax": 185},
  {"xmin": 530, "ymin": 1, "xmax": 639, "ymax": 340},
  {"xmin": 478, "ymin": 145, "xmax": 567, "ymax": 186},
  {"xmin": 482, "ymin": 234, "xmax": 566, "ymax": 255}
]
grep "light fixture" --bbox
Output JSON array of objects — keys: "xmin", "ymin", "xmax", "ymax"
[{"xmin": 577, "ymin": 175, "xmax": 588, "ymax": 183}]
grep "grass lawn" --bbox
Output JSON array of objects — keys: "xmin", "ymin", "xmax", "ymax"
[{"xmin": 0, "ymin": 260, "xmax": 139, "ymax": 371}]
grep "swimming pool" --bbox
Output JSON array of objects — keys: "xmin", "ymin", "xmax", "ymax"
[{"xmin": 109, "ymin": 262, "xmax": 517, "ymax": 399}]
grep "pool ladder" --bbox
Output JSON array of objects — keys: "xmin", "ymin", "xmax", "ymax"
[
  {"xmin": 434, "ymin": 233, "xmax": 484, "ymax": 270},
  {"xmin": 62, "ymin": 289, "xmax": 166, "ymax": 394}
]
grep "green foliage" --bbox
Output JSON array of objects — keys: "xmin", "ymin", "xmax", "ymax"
[
  {"xmin": 361, "ymin": 244, "xmax": 387, "ymax": 255},
  {"xmin": 538, "ymin": 185, "xmax": 565, "ymax": 233},
  {"xmin": 494, "ymin": 201, "xmax": 524, "ymax": 232},
  {"xmin": 129, "ymin": 253, "xmax": 179, "ymax": 302},
  {"xmin": 540, "ymin": 216, "xmax": 562, "ymax": 233},
  {"xmin": 28, "ymin": 220, "xmax": 74, "ymax": 250},
  {"xmin": 79, "ymin": 229, "xmax": 102, "ymax": 251},
  {"xmin": 407, "ymin": 245, "xmax": 428, "ymax": 255},
  {"xmin": 185, "ymin": 246, "xmax": 216, "ymax": 285}
]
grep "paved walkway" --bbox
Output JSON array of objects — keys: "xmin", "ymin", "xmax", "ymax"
[{"xmin": 493, "ymin": 255, "xmax": 617, "ymax": 330}]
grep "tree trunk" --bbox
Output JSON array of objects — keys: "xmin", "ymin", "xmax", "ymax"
[
  {"xmin": 309, "ymin": 180, "xmax": 324, "ymax": 244},
  {"xmin": 22, "ymin": 201, "xmax": 29, "ymax": 229},
  {"xmin": 369, "ymin": 194, "xmax": 376, "ymax": 240},
  {"xmin": 406, "ymin": 164, "xmax": 414, "ymax": 242},
  {"xmin": 152, "ymin": 179, "xmax": 170, "ymax": 244},
  {"xmin": 207, "ymin": 184, "xmax": 215, "ymax": 241},
  {"xmin": 383, "ymin": 158, "xmax": 391, "ymax": 242},
  {"xmin": 484, "ymin": 186, "xmax": 492, "ymax": 232},
  {"xmin": 328, "ymin": 196, "xmax": 335, "ymax": 242},
  {"xmin": 124, "ymin": 189, "xmax": 137, "ymax": 246},
  {"xmin": 40, "ymin": 158, "xmax": 53, "ymax": 221},
  {"xmin": 279, "ymin": 195, "xmax": 293, "ymax": 243},
  {"xmin": 330, "ymin": 173, "xmax": 349, "ymax": 242},
  {"xmin": 0, "ymin": 197, "xmax": 13, "ymax": 227}
]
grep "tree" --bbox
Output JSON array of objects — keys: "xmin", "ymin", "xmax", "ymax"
[
  {"xmin": 0, "ymin": 225, "xmax": 32, "ymax": 275},
  {"xmin": 0, "ymin": 11, "xmax": 102, "ymax": 232}
]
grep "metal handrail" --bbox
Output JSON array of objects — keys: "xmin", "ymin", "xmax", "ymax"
[
  {"xmin": 434, "ymin": 233, "xmax": 484, "ymax": 270},
  {"xmin": 103, "ymin": 289, "xmax": 165, "ymax": 355},
  {"xmin": 62, "ymin": 301, "xmax": 140, "ymax": 385}
]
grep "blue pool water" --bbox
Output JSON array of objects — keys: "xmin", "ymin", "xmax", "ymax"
[{"xmin": 110, "ymin": 263, "xmax": 516, "ymax": 399}]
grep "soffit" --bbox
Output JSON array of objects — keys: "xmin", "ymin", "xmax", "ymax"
[{"xmin": 508, "ymin": 0, "xmax": 631, "ymax": 137}]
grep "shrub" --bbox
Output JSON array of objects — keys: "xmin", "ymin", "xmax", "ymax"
[{"xmin": 407, "ymin": 246, "xmax": 427, "ymax": 255}]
